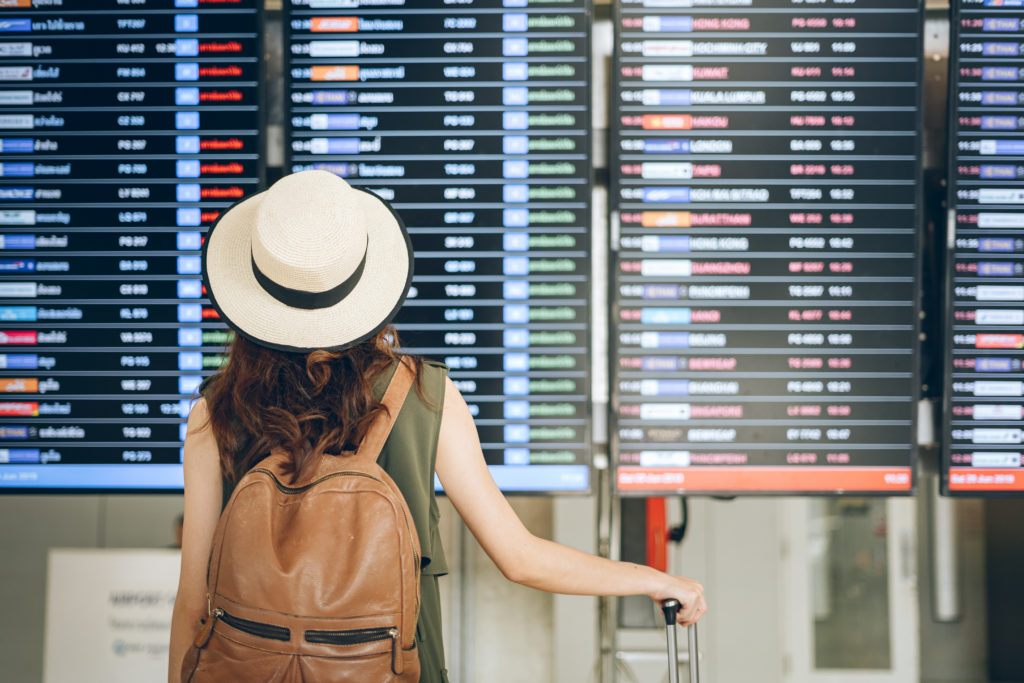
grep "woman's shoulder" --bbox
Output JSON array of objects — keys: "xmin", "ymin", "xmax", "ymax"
[
  {"xmin": 391, "ymin": 355, "xmax": 448, "ymax": 412},
  {"xmin": 392, "ymin": 353, "xmax": 448, "ymax": 379},
  {"xmin": 419, "ymin": 358, "xmax": 449, "ymax": 374},
  {"xmin": 186, "ymin": 394, "xmax": 209, "ymax": 425},
  {"xmin": 412, "ymin": 357, "xmax": 449, "ymax": 391}
]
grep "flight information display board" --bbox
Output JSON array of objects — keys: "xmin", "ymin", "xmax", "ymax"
[
  {"xmin": 945, "ymin": 0, "xmax": 1024, "ymax": 496},
  {"xmin": 610, "ymin": 0, "xmax": 922, "ymax": 495},
  {"xmin": 285, "ymin": 0, "xmax": 592, "ymax": 493},
  {"xmin": 0, "ymin": 2, "xmax": 262, "ymax": 491}
]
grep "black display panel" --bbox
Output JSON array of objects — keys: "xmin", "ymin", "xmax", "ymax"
[
  {"xmin": 0, "ymin": 2, "xmax": 262, "ymax": 491},
  {"xmin": 610, "ymin": 0, "xmax": 922, "ymax": 495},
  {"xmin": 285, "ymin": 0, "xmax": 592, "ymax": 493},
  {"xmin": 945, "ymin": 0, "xmax": 1024, "ymax": 496}
]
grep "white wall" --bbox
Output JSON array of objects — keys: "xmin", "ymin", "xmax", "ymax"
[
  {"xmin": 607, "ymin": 497, "xmax": 785, "ymax": 683},
  {"xmin": 0, "ymin": 495, "xmax": 184, "ymax": 683}
]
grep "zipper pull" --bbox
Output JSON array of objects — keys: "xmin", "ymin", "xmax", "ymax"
[
  {"xmin": 193, "ymin": 608, "xmax": 222, "ymax": 649},
  {"xmin": 206, "ymin": 592, "xmax": 212, "ymax": 616},
  {"xmin": 389, "ymin": 628, "xmax": 403, "ymax": 676}
]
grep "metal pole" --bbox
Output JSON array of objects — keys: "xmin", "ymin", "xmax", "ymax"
[
  {"xmin": 687, "ymin": 623, "xmax": 699, "ymax": 683},
  {"xmin": 661, "ymin": 599, "xmax": 680, "ymax": 683}
]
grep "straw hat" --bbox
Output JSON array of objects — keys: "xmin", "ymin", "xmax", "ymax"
[{"xmin": 202, "ymin": 170, "xmax": 413, "ymax": 353}]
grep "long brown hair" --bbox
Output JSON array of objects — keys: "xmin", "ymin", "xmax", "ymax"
[{"xmin": 201, "ymin": 326, "xmax": 418, "ymax": 482}]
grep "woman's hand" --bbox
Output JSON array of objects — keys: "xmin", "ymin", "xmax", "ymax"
[{"xmin": 649, "ymin": 575, "xmax": 707, "ymax": 627}]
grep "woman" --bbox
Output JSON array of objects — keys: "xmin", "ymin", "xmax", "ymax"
[{"xmin": 169, "ymin": 170, "xmax": 706, "ymax": 682}]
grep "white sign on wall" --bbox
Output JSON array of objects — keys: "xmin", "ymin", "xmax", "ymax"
[{"xmin": 43, "ymin": 548, "xmax": 180, "ymax": 683}]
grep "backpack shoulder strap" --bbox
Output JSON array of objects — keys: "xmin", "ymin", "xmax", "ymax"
[{"xmin": 352, "ymin": 356, "xmax": 416, "ymax": 464}]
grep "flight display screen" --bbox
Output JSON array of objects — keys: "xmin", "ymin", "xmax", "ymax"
[
  {"xmin": 610, "ymin": 0, "xmax": 922, "ymax": 495},
  {"xmin": 945, "ymin": 0, "xmax": 1024, "ymax": 495},
  {"xmin": 285, "ymin": 0, "xmax": 593, "ymax": 492},
  {"xmin": 0, "ymin": 2, "xmax": 262, "ymax": 491}
]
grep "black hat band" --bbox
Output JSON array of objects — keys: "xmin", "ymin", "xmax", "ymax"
[{"xmin": 250, "ymin": 237, "xmax": 368, "ymax": 311}]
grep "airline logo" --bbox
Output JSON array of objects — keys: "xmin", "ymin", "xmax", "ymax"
[
  {"xmin": 0, "ymin": 43, "xmax": 31, "ymax": 57},
  {"xmin": 309, "ymin": 0, "xmax": 358, "ymax": 8},
  {"xmin": 0, "ymin": 258, "xmax": 33, "ymax": 271},
  {"xmin": 0, "ymin": 401, "xmax": 37, "ymax": 416},
  {"xmin": 977, "ymin": 285, "xmax": 1024, "ymax": 301},
  {"xmin": 0, "ymin": 448, "xmax": 38, "ymax": 462},
  {"xmin": 311, "ymin": 17, "xmax": 358, "ymax": 32},
  {"xmin": 977, "ymin": 333, "xmax": 1024, "ymax": 349},
  {"xmin": 0, "ymin": 211, "xmax": 35, "ymax": 227},
  {"xmin": 0, "ymin": 162, "xmax": 33, "ymax": 176},
  {"xmin": 0, "ymin": 307, "xmax": 35, "ymax": 321},
  {"xmin": 0, "ymin": 282, "xmax": 35, "ymax": 296},
  {"xmin": 311, "ymin": 65, "xmax": 359, "ymax": 82},
  {"xmin": 0, "ymin": 353, "xmax": 37, "ymax": 368},
  {"xmin": 973, "ymin": 404, "xmax": 1024, "ymax": 420},
  {"xmin": 642, "ymin": 211, "xmax": 690, "ymax": 228},
  {"xmin": 0, "ymin": 378, "xmax": 36, "ymax": 392},
  {"xmin": 0, "ymin": 90, "xmax": 31, "ymax": 105},
  {"xmin": 0, "ymin": 330, "xmax": 35, "ymax": 344},
  {"xmin": 978, "ymin": 212, "xmax": 1024, "ymax": 228},
  {"xmin": 309, "ymin": 41, "xmax": 360, "ymax": 58},
  {"xmin": 643, "ymin": 114, "xmax": 691, "ymax": 130},
  {"xmin": 0, "ymin": 65, "xmax": 31, "ymax": 81},
  {"xmin": 0, "ymin": 20, "xmax": 31, "ymax": 32},
  {"xmin": 0, "ymin": 186, "xmax": 33, "ymax": 199},
  {"xmin": 643, "ymin": 41, "xmax": 693, "ymax": 57},
  {"xmin": 0, "ymin": 425, "xmax": 28, "ymax": 439},
  {"xmin": 0, "ymin": 114, "xmax": 33, "ymax": 128}
]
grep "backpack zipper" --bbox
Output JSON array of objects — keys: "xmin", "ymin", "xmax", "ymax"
[
  {"xmin": 207, "ymin": 608, "xmax": 400, "ymax": 652},
  {"xmin": 252, "ymin": 468, "xmax": 422, "ymax": 571},
  {"xmin": 253, "ymin": 468, "xmax": 379, "ymax": 495},
  {"xmin": 214, "ymin": 607, "xmax": 291, "ymax": 642},
  {"xmin": 306, "ymin": 626, "xmax": 404, "ymax": 675},
  {"xmin": 304, "ymin": 626, "xmax": 398, "ymax": 646}
]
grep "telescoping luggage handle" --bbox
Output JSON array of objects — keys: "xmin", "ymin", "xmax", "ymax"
[{"xmin": 661, "ymin": 599, "xmax": 699, "ymax": 683}]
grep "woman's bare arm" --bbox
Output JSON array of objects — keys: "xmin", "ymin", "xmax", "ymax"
[
  {"xmin": 168, "ymin": 398, "xmax": 223, "ymax": 682},
  {"xmin": 435, "ymin": 377, "xmax": 707, "ymax": 625}
]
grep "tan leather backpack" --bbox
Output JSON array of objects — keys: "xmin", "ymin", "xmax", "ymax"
[{"xmin": 182, "ymin": 359, "xmax": 421, "ymax": 682}]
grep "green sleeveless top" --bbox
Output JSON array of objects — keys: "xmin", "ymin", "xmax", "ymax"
[
  {"xmin": 373, "ymin": 359, "xmax": 450, "ymax": 683},
  {"xmin": 205, "ymin": 358, "xmax": 450, "ymax": 683}
]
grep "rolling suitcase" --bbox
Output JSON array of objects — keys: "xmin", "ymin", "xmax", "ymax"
[{"xmin": 661, "ymin": 599, "xmax": 700, "ymax": 683}]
